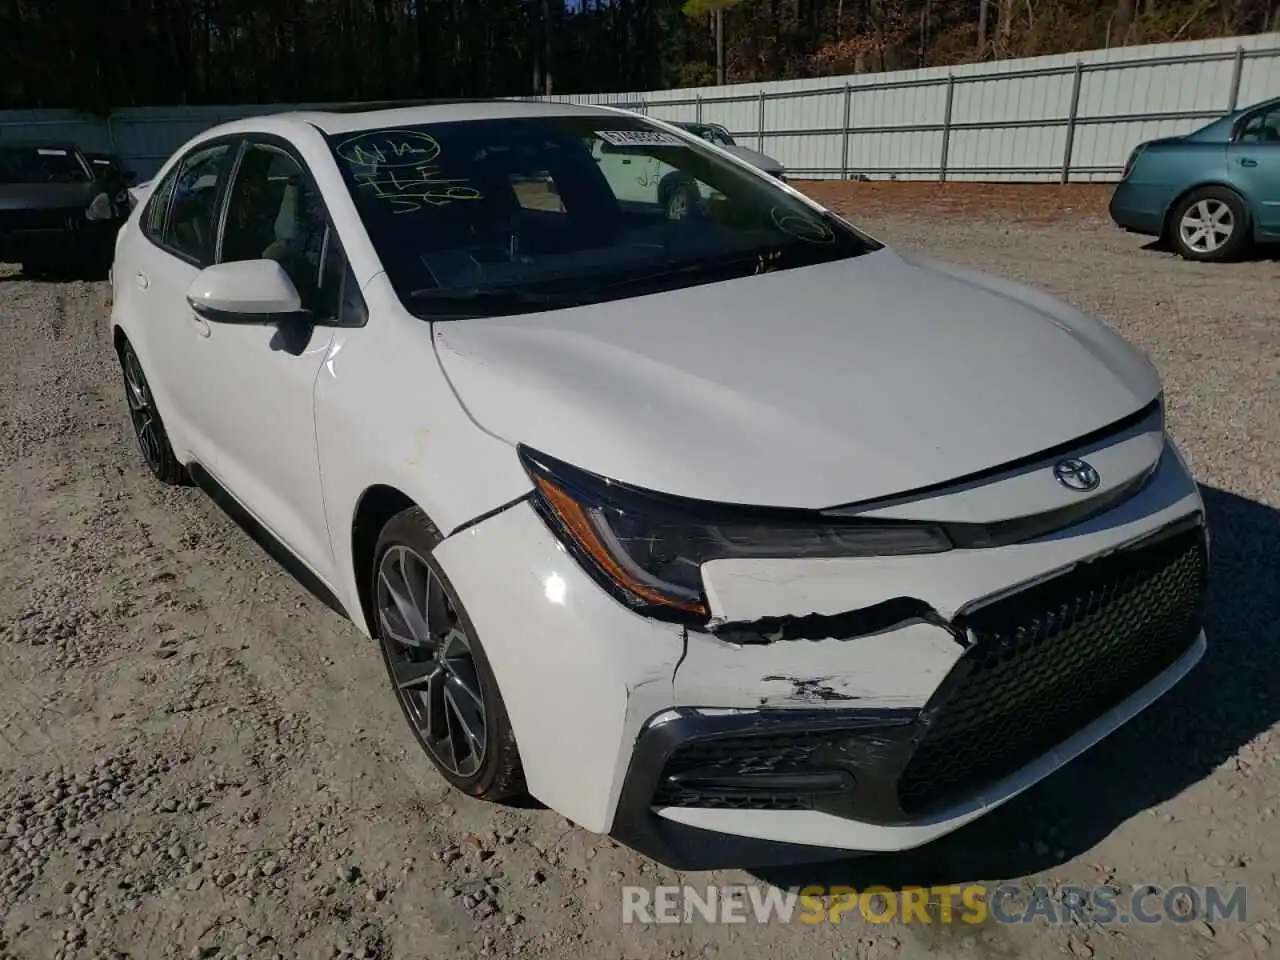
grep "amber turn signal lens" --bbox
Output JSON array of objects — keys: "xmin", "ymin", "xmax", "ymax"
[{"xmin": 532, "ymin": 474, "xmax": 709, "ymax": 616}]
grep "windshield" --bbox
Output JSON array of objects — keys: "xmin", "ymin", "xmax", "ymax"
[
  {"xmin": 0, "ymin": 147, "xmax": 91, "ymax": 184},
  {"xmin": 327, "ymin": 115, "xmax": 877, "ymax": 319}
]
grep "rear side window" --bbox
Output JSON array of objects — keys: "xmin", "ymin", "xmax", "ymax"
[
  {"xmin": 141, "ymin": 168, "xmax": 179, "ymax": 241},
  {"xmin": 160, "ymin": 143, "xmax": 233, "ymax": 265},
  {"xmin": 1237, "ymin": 105, "xmax": 1280, "ymax": 144}
]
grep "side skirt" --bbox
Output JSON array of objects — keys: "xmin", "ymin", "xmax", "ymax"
[{"xmin": 186, "ymin": 462, "xmax": 350, "ymax": 620}]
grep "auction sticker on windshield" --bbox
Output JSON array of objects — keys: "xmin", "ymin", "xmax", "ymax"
[{"xmin": 596, "ymin": 130, "xmax": 685, "ymax": 148}]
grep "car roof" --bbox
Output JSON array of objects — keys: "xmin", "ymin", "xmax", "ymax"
[
  {"xmin": 267, "ymin": 98, "xmax": 630, "ymax": 136},
  {"xmin": 1239, "ymin": 94, "xmax": 1280, "ymax": 115}
]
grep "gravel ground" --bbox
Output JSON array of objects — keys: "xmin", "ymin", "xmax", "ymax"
[{"xmin": 1, "ymin": 186, "xmax": 1278, "ymax": 960}]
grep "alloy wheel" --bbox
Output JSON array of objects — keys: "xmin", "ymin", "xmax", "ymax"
[
  {"xmin": 1178, "ymin": 198, "xmax": 1234, "ymax": 254},
  {"xmin": 375, "ymin": 545, "xmax": 487, "ymax": 778},
  {"xmin": 122, "ymin": 347, "xmax": 163, "ymax": 471}
]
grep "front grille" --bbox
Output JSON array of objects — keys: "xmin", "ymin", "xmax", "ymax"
[
  {"xmin": 897, "ymin": 523, "xmax": 1207, "ymax": 814},
  {"xmin": 651, "ymin": 730, "xmax": 847, "ymax": 811}
]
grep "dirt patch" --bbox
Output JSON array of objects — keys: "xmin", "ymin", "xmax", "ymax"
[{"xmin": 798, "ymin": 180, "xmax": 1115, "ymax": 226}]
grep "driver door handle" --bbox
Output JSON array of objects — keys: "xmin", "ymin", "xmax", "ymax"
[
  {"xmin": 135, "ymin": 271, "xmax": 149, "ymax": 290},
  {"xmin": 1239, "ymin": 157, "xmax": 1258, "ymax": 167}
]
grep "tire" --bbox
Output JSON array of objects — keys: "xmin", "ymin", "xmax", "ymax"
[
  {"xmin": 371, "ymin": 507, "xmax": 525, "ymax": 801},
  {"xmin": 1169, "ymin": 186, "xmax": 1250, "ymax": 262},
  {"xmin": 664, "ymin": 181, "xmax": 701, "ymax": 221},
  {"xmin": 118, "ymin": 339, "xmax": 188, "ymax": 485}
]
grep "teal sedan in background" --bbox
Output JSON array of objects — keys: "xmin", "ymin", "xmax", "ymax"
[{"xmin": 1109, "ymin": 95, "xmax": 1280, "ymax": 261}]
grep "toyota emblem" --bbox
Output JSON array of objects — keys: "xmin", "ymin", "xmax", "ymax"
[{"xmin": 1053, "ymin": 458, "xmax": 1101, "ymax": 492}]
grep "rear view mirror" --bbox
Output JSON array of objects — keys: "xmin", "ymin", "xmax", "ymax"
[
  {"xmin": 123, "ymin": 169, "xmax": 138, "ymax": 186},
  {"xmin": 186, "ymin": 260, "xmax": 309, "ymax": 325}
]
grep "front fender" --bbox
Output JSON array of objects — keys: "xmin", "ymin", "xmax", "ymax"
[{"xmin": 314, "ymin": 280, "xmax": 533, "ymax": 628}]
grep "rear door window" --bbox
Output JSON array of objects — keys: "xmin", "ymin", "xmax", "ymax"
[{"xmin": 159, "ymin": 143, "xmax": 234, "ymax": 265}]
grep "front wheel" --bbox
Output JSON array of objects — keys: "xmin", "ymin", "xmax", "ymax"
[
  {"xmin": 372, "ymin": 507, "xmax": 525, "ymax": 800},
  {"xmin": 1170, "ymin": 187, "xmax": 1250, "ymax": 262}
]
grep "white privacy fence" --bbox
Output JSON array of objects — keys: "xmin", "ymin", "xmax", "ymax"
[
  {"xmin": 543, "ymin": 32, "xmax": 1280, "ymax": 182},
  {"xmin": 1, "ymin": 32, "xmax": 1277, "ymax": 182}
]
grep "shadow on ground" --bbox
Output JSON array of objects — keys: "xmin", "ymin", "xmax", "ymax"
[
  {"xmin": 750, "ymin": 484, "xmax": 1279, "ymax": 890},
  {"xmin": 0, "ymin": 256, "xmax": 112, "ymax": 282},
  {"xmin": 1140, "ymin": 237, "xmax": 1280, "ymax": 262}
]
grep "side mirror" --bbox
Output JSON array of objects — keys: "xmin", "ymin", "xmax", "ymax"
[{"xmin": 186, "ymin": 260, "xmax": 309, "ymax": 325}]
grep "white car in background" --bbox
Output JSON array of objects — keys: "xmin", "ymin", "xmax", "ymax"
[
  {"xmin": 592, "ymin": 119, "xmax": 787, "ymax": 220},
  {"xmin": 109, "ymin": 100, "xmax": 1209, "ymax": 868}
]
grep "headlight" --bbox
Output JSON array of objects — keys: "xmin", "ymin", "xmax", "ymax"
[
  {"xmin": 520, "ymin": 447, "xmax": 952, "ymax": 624},
  {"xmin": 85, "ymin": 192, "xmax": 113, "ymax": 221}
]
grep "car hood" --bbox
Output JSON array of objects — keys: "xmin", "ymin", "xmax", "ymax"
[
  {"xmin": 721, "ymin": 144, "xmax": 785, "ymax": 175},
  {"xmin": 0, "ymin": 182, "xmax": 97, "ymax": 212},
  {"xmin": 433, "ymin": 247, "xmax": 1161, "ymax": 508}
]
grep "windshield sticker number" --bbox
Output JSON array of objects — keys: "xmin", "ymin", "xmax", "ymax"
[
  {"xmin": 352, "ymin": 167, "xmax": 483, "ymax": 214},
  {"xmin": 337, "ymin": 130, "xmax": 482, "ymax": 213},
  {"xmin": 596, "ymin": 130, "xmax": 685, "ymax": 148}
]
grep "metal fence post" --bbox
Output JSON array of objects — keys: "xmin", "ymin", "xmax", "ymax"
[
  {"xmin": 1227, "ymin": 46, "xmax": 1244, "ymax": 111},
  {"xmin": 757, "ymin": 90, "xmax": 767, "ymax": 151},
  {"xmin": 1061, "ymin": 60, "xmax": 1084, "ymax": 184},
  {"xmin": 840, "ymin": 83, "xmax": 852, "ymax": 180},
  {"xmin": 938, "ymin": 76, "xmax": 955, "ymax": 182},
  {"xmin": 696, "ymin": 95, "xmax": 703, "ymax": 123}
]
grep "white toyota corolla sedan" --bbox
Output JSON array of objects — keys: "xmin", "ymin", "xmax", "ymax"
[{"xmin": 109, "ymin": 100, "xmax": 1209, "ymax": 868}]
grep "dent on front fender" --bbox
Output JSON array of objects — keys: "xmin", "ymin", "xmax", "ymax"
[{"xmin": 430, "ymin": 499, "xmax": 685, "ymax": 833}]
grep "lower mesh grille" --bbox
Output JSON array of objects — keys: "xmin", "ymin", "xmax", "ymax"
[
  {"xmin": 897, "ymin": 523, "xmax": 1207, "ymax": 814},
  {"xmin": 651, "ymin": 731, "xmax": 845, "ymax": 811}
]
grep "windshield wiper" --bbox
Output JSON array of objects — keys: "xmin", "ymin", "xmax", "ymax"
[
  {"xmin": 405, "ymin": 286, "xmax": 584, "ymax": 318},
  {"xmin": 585, "ymin": 252, "xmax": 765, "ymax": 296}
]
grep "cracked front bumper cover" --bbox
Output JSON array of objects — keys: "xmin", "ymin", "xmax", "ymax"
[{"xmin": 611, "ymin": 517, "xmax": 1208, "ymax": 868}]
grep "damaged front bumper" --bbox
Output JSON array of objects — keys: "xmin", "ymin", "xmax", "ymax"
[
  {"xmin": 432, "ymin": 436, "xmax": 1208, "ymax": 865},
  {"xmin": 614, "ymin": 630, "xmax": 1204, "ymax": 868}
]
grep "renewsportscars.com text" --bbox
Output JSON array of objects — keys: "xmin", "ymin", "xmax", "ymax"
[{"xmin": 621, "ymin": 883, "xmax": 1249, "ymax": 926}]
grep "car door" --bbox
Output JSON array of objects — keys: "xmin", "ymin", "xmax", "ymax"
[
  {"xmin": 199, "ymin": 138, "xmax": 355, "ymax": 582},
  {"xmin": 592, "ymin": 139, "xmax": 661, "ymax": 204},
  {"xmin": 1229, "ymin": 102, "xmax": 1280, "ymax": 235},
  {"xmin": 130, "ymin": 139, "xmax": 239, "ymax": 468}
]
